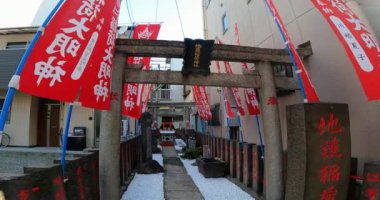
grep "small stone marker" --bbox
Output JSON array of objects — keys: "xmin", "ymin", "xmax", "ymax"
[{"xmin": 361, "ymin": 161, "xmax": 380, "ymax": 200}]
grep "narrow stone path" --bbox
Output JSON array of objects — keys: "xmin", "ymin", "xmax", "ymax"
[{"xmin": 162, "ymin": 147, "xmax": 203, "ymax": 200}]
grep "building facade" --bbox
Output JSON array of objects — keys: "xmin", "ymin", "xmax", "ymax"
[
  {"xmin": 0, "ymin": 27, "xmax": 97, "ymax": 148},
  {"xmin": 202, "ymin": 0, "xmax": 380, "ymax": 174}
]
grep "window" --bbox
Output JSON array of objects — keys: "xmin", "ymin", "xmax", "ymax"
[
  {"xmin": 273, "ymin": 63, "xmax": 293, "ymax": 77},
  {"xmin": 6, "ymin": 42, "xmax": 29, "ymax": 49},
  {"xmin": 151, "ymin": 84, "xmax": 171, "ymax": 101},
  {"xmin": 0, "ymin": 99, "xmax": 11, "ymax": 123},
  {"xmin": 222, "ymin": 13, "xmax": 228, "ymax": 34}
]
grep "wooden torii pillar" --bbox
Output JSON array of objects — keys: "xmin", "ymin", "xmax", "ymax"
[{"xmin": 99, "ymin": 39, "xmax": 312, "ymax": 199}]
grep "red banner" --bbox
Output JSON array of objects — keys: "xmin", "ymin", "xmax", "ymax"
[
  {"xmin": 265, "ymin": 0, "xmax": 319, "ymax": 102},
  {"xmin": 122, "ymin": 24, "xmax": 161, "ymax": 118},
  {"xmin": 215, "ymin": 60, "xmax": 234, "ymax": 118},
  {"xmin": 142, "ymin": 84, "xmax": 154, "ymax": 113},
  {"xmin": 234, "ymin": 23, "xmax": 261, "ymax": 115},
  {"xmin": 245, "ymin": 88, "xmax": 261, "ymax": 115},
  {"xmin": 19, "ymin": 0, "xmax": 121, "ymax": 110},
  {"xmin": 223, "ymin": 88, "xmax": 235, "ymax": 118},
  {"xmin": 223, "ymin": 61, "xmax": 245, "ymax": 115},
  {"xmin": 311, "ymin": 0, "xmax": 380, "ymax": 101},
  {"xmin": 192, "ymin": 86, "xmax": 212, "ymax": 121}
]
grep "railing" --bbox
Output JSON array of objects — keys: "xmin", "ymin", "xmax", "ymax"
[
  {"xmin": 151, "ymin": 89, "xmax": 171, "ymax": 101},
  {"xmin": 196, "ymin": 134, "xmax": 265, "ymax": 196},
  {"xmin": 120, "ymin": 136, "xmax": 142, "ymax": 187}
]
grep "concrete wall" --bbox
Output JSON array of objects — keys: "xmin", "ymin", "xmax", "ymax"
[{"xmin": 203, "ymin": 0, "xmax": 380, "ymax": 174}]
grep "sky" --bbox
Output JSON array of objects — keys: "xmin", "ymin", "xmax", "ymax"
[{"xmin": 0, "ymin": 0, "xmax": 204, "ymax": 41}]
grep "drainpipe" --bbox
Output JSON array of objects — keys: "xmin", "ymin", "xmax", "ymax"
[{"xmin": 202, "ymin": 0, "xmax": 209, "ymax": 39}]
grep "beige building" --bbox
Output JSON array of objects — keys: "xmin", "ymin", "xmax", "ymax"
[
  {"xmin": 202, "ymin": 0, "xmax": 380, "ymax": 174},
  {"xmin": 0, "ymin": 27, "xmax": 98, "ymax": 148}
]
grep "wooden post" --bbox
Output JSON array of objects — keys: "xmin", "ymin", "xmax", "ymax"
[
  {"xmin": 243, "ymin": 143, "xmax": 253, "ymax": 187},
  {"xmin": 224, "ymin": 139, "xmax": 230, "ymax": 163},
  {"xmin": 230, "ymin": 141, "xmax": 237, "ymax": 178},
  {"xmin": 99, "ymin": 52, "xmax": 124, "ymax": 199},
  {"xmin": 236, "ymin": 142, "xmax": 244, "ymax": 182},
  {"xmin": 257, "ymin": 61, "xmax": 284, "ymax": 199},
  {"xmin": 220, "ymin": 138, "xmax": 225, "ymax": 160}
]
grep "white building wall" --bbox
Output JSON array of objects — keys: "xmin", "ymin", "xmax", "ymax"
[
  {"xmin": 61, "ymin": 104, "xmax": 96, "ymax": 148},
  {"xmin": 1, "ymin": 91, "xmax": 34, "ymax": 146},
  {"xmin": 204, "ymin": 0, "xmax": 380, "ymax": 174}
]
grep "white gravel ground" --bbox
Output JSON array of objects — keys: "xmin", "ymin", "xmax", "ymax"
[
  {"xmin": 121, "ymin": 154, "xmax": 164, "ymax": 200},
  {"xmin": 180, "ymin": 158, "xmax": 255, "ymax": 200}
]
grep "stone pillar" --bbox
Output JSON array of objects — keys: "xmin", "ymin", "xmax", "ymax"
[
  {"xmin": 99, "ymin": 52, "xmax": 124, "ymax": 199},
  {"xmin": 229, "ymin": 141, "xmax": 236, "ymax": 178},
  {"xmin": 243, "ymin": 143, "xmax": 253, "ymax": 187},
  {"xmin": 140, "ymin": 112, "xmax": 153, "ymax": 162},
  {"xmin": 257, "ymin": 61, "xmax": 284, "ymax": 199},
  {"xmin": 360, "ymin": 162, "xmax": 380, "ymax": 200},
  {"xmin": 285, "ymin": 103, "xmax": 351, "ymax": 200}
]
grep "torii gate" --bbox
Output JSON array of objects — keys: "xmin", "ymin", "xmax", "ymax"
[{"xmin": 99, "ymin": 38, "xmax": 313, "ymax": 199}]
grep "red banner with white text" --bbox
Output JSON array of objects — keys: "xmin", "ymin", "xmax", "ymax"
[
  {"xmin": 265, "ymin": 0, "xmax": 320, "ymax": 102},
  {"xmin": 19, "ymin": 0, "xmax": 121, "ymax": 110},
  {"xmin": 192, "ymin": 86, "xmax": 212, "ymax": 121},
  {"xmin": 122, "ymin": 24, "xmax": 161, "ymax": 118},
  {"xmin": 234, "ymin": 23, "xmax": 261, "ymax": 115},
  {"xmin": 223, "ymin": 61, "xmax": 245, "ymax": 115},
  {"xmin": 223, "ymin": 88, "xmax": 235, "ymax": 118},
  {"xmin": 311, "ymin": 0, "xmax": 380, "ymax": 101},
  {"xmin": 215, "ymin": 61, "xmax": 234, "ymax": 118}
]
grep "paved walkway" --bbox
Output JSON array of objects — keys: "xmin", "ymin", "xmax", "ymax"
[{"xmin": 162, "ymin": 147, "xmax": 203, "ymax": 200}]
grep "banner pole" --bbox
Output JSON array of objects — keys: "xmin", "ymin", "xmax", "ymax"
[
  {"xmin": 255, "ymin": 115, "xmax": 265, "ymax": 159},
  {"xmin": 221, "ymin": 88, "xmax": 231, "ymax": 141},
  {"xmin": 61, "ymin": 104, "xmax": 73, "ymax": 176},
  {"xmin": 237, "ymin": 115, "xmax": 244, "ymax": 150},
  {"xmin": 0, "ymin": 0, "xmax": 65, "ymax": 134},
  {"xmin": 262, "ymin": 0, "xmax": 308, "ymax": 102}
]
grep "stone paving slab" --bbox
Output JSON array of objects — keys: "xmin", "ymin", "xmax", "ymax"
[
  {"xmin": 162, "ymin": 146, "xmax": 177, "ymax": 158},
  {"xmin": 163, "ymin": 147, "xmax": 203, "ymax": 200}
]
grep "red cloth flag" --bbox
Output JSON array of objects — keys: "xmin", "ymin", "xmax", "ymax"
[
  {"xmin": 122, "ymin": 24, "xmax": 161, "ymax": 118},
  {"xmin": 245, "ymin": 88, "xmax": 261, "ymax": 115},
  {"xmin": 215, "ymin": 60, "xmax": 235, "ymax": 118},
  {"xmin": 265, "ymin": 0, "xmax": 319, "ymax": 102},
  {"xmin": 311, "ymin": 0, "xmax": 380, "ymax": 101},
  {"xmin": 223, "ymin": 88, "xmax": 235, "ymax": 118},
  {"xmin": 19, "ymin": 0, "xmax": 122, "ymax": 110},
  {"xmin": 234, "ymin": 23, "xmax": 261, "ymax": 115},
  {"xmin": 192, "ymin": 86, "xmax": 211, "ymax": 121},
  {"xmin": 223, "ymin": 61, "xmax": 245, "ymax": 115}
]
